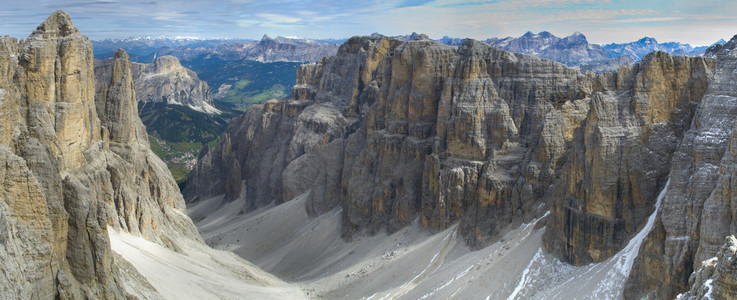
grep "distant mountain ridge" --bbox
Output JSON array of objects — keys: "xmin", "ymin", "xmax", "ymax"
[
  {"xmin": 391, "ymin": 31, "xmax": 626, "ymax": 70},
  {"xmin": 603, "ymin": 37, "xmax": 726, "ymax": 60},
  {"xmin": 93, "ymin": 36, "xmax": 255, "ymax": 61},
  {"xmin": 93, "ymin": 35, "xmax": 343, "ymax": 64},
  {"xmin": 218, "ymin": 34, "xmax": 341, "ymax": 62},
  {"xmin": 390, "ymin": 31, "xmax": 724, "ymax": 72},
  {"xmin": 96, "ymin": 32, "xmax": 723, "ymax": 72},
  {"xmin": 489, "ymin": 31, "xmax": 613, "ymax": 67}
]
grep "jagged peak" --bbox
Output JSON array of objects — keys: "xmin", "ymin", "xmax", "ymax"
[
  {"xmin": 409, "ymin": 32, "xmax": 430, "ymax": 41},
  {"xmin": 113, "ymin": 48, "xmax": 129, "ymax": 60},
  {"xmin": 32, "ymin": 10, "xmax": 79, "ymax": 37},
  {"xmin": 637, "ymin": 36, "xmax": 658, "ymax": 44},
  {"xmin": 150, "ymin": 55, "xmax": 182, "ymax": 73},
  {"xmin": 261, "ymin": 34, "xmax": 273, "ymax": 41},
  {"xmin": 560, "ymin": 31, "xmax": 587, "ymax": 44}
]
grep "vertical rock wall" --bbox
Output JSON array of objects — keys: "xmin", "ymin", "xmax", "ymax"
[
  {"xmin": 625, "ymin": 36, "xmax": 737, "ymax": 299},
  {"xmin": 0, "ymin": 11, "xmax": 201, "ymax": 299},
  {"xmin": 186, "ymin": 34, "xmax": 716, "ymax": 265}
]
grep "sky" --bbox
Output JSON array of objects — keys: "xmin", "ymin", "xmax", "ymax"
[{"xmin": 0, "ymin": 0, "xmax": 735, "ymax": 46}]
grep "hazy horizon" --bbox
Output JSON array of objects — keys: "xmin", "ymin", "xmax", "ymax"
[{"xmin": 1, "ymin": 0, "xmax": 735, "ymax": 46}]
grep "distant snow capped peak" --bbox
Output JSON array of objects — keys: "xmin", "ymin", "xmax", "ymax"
[
  {"xmin": 636, "ymin": 37, "xmax": 658, "ymax": 44},
  {"xmin": 603, "ymin": 36, "xmax": 713, "ymax": 61},
  {"xmin": 522, "ymin": 31, "xmax": 536, "ymax": 38}
]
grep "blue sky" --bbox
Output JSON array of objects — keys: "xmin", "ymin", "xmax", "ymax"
[{"xmin": 1, "ymin": 0, "xmax": 735, "ymax": 45}]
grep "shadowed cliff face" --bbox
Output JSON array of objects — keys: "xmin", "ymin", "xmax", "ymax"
[
  {"xmin": 0, "ymin": 11, "xmax": 200, "ymax": 298},
  {"xmin": 185, "ymin": 30, "xmax": 717, "ymax": 282}
]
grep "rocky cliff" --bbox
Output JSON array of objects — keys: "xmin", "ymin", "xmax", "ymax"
[
  {"xmin": 623, "ymin": 35, "xmax": 737, "ymax": 299},
  {"xmin": 0, "ymin": 11, "xmax": 202, "ymax": 298},
  {"xmin": 677, "ymin": 235, "xmax": 737, "ymax": 300},
  {"xmin": 95, "ymin": 54, "xmax": 219, "ymax": 114},
  {"xmin": 543, "ymin": 52, "xmax": 714, "ymax": 265},
  {"xmin": 186, "ymin": 33, "xmax": 737, "ymax": 296},
  {"xmin": 185, "ymin": 34, "xmax": 707, "ymax": 250}
]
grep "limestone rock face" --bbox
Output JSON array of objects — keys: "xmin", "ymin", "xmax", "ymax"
[
  {"xmin": 625, "ymin": 36, "xmax": 737, "ymax": 299},
  {"xmin": 186, "ymin": 33, "xmax": 737, "ymax": 297},
  {"xmin": 544, "ymin": 52, "xmax": 714, "ymax": 264},
  {"xmin": 677, "ymin": 236, "xmax": 737, "ymax": 300},
  {"xmin": 95, "ymin": 54, "xmax": 219, "ymax": 114},
  {"xmin": 187, "ymin": 35, "xmax": 720, "ymax": 263},
  {"xmin": 0, "ymin": 11, "xmax": 200, "ymax": 298}
]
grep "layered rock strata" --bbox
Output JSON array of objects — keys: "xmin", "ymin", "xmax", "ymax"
[
  {"xmin": 186, "ymin": 32, "xmax": 716, "ymax": 278},
  {"xmin": 0, "ymin": 11, "xmax": 200, "ymax": 298},
  {"xmin": 625, "ymin": 36, "xmax": 737, "ymax": 299},
  {"xmin": 543, "ymin": 52, "xmax": 714, "ymax": 264}
]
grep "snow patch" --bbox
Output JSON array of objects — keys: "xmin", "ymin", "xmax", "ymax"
[
  {"xmin": 589, "ymin": 179, "xmax": 670, "ymax": 297},
  {"xmin": 508, "ymin": 248, "xmax": 544, "ymax": 300},
  {"xmin": 704, "ymin": 278, "xmax": 714, "ymax": 299}
]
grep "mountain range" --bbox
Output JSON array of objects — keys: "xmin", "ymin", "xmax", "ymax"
[
  {"xmin": 3, "ymin": 10, "xmax": 736, "ymax": 300},
  {"xmin": 94, "ymin": 35, "xmax": 343, "ymax": 64},
  {"xmin": 391, "ymin": 31, "xmax": 726, "ymax": 72},
  {"xmin": 186, "ymin": 34, "xmax": 737, "ymax": 299},
  {"xmin": 603, "ymin": 37, "xmax": 725, "ymax": 60}
]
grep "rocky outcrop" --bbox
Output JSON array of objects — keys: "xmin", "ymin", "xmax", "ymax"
[
  {"xmin": 186, "ymin": 33, "xmax": 718, "ymax": 267},
  {"xmin": 95, "ymin": 54, "xmax": 219, "ymax": 114},
  {"xmin": 624, "ymin": 36, "xmax": 737, "ymax": 299},
  {"xmin": 0, "ymin": 11, "xmax": 200, "ymax": 298},
  {"xmin": 677, "ymin": 235, "xmax": 737, "ymax": 300},
  {"xmin": 543, "ymin": 52, "xmax": 714, "ymax": 264}
]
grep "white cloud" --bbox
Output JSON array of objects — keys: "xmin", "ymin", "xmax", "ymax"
[{"xmin": 255, "ymin": 13, "xmax": 301, "ymax": 23}]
